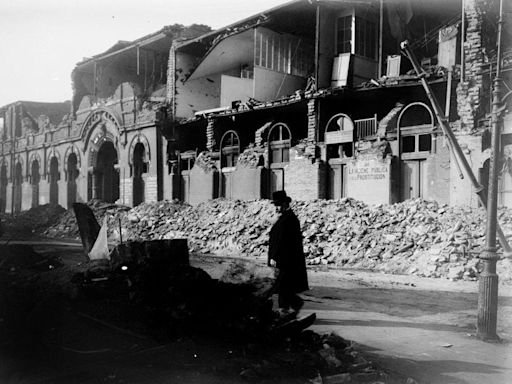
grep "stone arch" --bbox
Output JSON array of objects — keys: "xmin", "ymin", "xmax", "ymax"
[
  {"xmin": 67, "ymin": 152, "xmax": 79, "ymax": 208},
  {"xmin": 82, "ymin": 108, "xmax": 123, "ymax": 152},
  {"xmin": 88, "ymin": 140, "xmax": 119, "ymax": 203},
  {"xmin": 13, "ymin": 158, "xmax": 23, "ymax": 213},
  {"xmin": 64, "ymin": 145, "xmax": 82, "ymax": 180},
  {"xmin": 14, "ymin": 154, "xmax": 24, "ymax": 180},
  {"xmin": 132, "ymin": 142, "xmax": 146, "ymax": 206},
  {"xmin": 30, "ymin": 155, "xmax": 41, "ymax": 208},
  {"xmin": 48, "ymin": 149, "xmax": 61, "ymax": 206},
  {"xmin": 47, "ymin": 148, "xmax": 62, "ymax": 177},
  {"xmin": 397, "ymin": 102, "xmax": 434, "ymax": 129},
  {"xmin": 128, "ymin": 133, "xmax": 151, "ymax": 170}
]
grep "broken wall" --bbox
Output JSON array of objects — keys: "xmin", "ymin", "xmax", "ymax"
[
  {"xmin": 456, "ymin": 0, "xmax": 486, "ymax": 132},
  {"xmin": 231, "ymin": 166, "xmax": 265, "ymax": 201},
  {"xmin": 187, "ymin": 166, "xmax": 219, "ymax": 205},
  {"xmin": 284, "ymin": 149, "xmax": 326, "ymax": 201},
  {"xmin": 173, "ymin": 52, "xmax": 221, "ymax": 119},
  {"xmin": 450, "ymin": 133, "xmax": 488, "ymax": 207}
]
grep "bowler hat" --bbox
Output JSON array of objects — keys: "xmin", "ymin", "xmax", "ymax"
[{"xmin": 272, "ymin": 190, "xmax": 291, "ymax": 205}]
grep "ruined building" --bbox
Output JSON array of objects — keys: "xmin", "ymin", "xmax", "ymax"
[{"xmin": 1, "ymin": 0, "xmax": 511, "ymax": 213}]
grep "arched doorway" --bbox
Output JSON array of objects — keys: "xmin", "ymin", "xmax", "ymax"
[
  {"xmin": 220, "ymin": 130, "xmax": 240, "ymax": 198},
  {"xmin": 93, "ymin": 141, "xmax": 119, "ymax": 203},
  {"xmin": 325, "ymin": 113, "xmax": 354, "ymax": 199},
  {"xmin": 49, "ymin": 157, "xmax": 59, "ymax": 205},
  {"xmin": 132, "ymin": 143, "xmax": 146, "ymax": 206},
  {"xmin": 0, "ymin": 163, "xmax": 7, "ymax": 213},
  {"xmin": 31, "ymin": 160, "xmax": 40, "ymax": 208},
  {"xmin": 14, "ymin": 163, "xmax": 22, "ymax": 213},
  {"xmin": 267, "ymin": 123, "xmax": 291, "ymax": 195},
  {"xmin": 67, "ymin": 153, "xmax": 79, "ymax": 209},
  {"xmin": 397, "ymin": 103, "xmax": 434, "ymax": 200}
]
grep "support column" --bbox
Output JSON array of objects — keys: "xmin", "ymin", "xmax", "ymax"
[{"xmin": 92, "ymin": 170, "xmax": 100, "ymax": 199}]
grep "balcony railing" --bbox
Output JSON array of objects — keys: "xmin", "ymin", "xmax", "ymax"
[{"xmin": 355, "ymin": 114, "xmax": 377, "ymax": 140}]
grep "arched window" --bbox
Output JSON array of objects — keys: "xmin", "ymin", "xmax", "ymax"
[
  {"xmin": 14, "ymin": 162, "xmax": 23, "ymax": 213},
  {"xmin": 397, "ymin": 103, "xmax": 435, "ymax": 155},
  {"xmin": 133, "ymin": 142, "xmax": 146, "ymax": 206},
  {"xmin": 325, "ymin": 113, "xmax": 354, "ymax": 159},
  {"xmin": 31, "ymin": 160, "xmax": 40, "ymax": 208},
  {"xmin": 268, "ymin": 123, "xmax": 291, "ymax": 165},
  {"xmin": 49, "ymin": 157, "xmax": 60, "ymax": 205},
  {"xmin": 220, "ymin": 130, "xmax": 240, "ymax": 168}
]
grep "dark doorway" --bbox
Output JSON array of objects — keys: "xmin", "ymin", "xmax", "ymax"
[
  {"xmin": 0, "ymin": 164, "xmax": 7, "ymax": 213},
  {"xmin": 95, "ymin": 141, "xmax": 119, "ymax": 203},
  {"xmin": 67, "ymin": 153, "xmax": 78, "ymax": 209},
  {"xmin": 49, "ymin": 157, "xmax": 59, "ymax": 205},
  {"xmin": 31, "ymin": 160, "xmax": 40, "ymax": 208},
  {"xmin": 132, "ymin": 143, "xmax": 145, "ymax": 206},
  {"xmin": 14, "ymin": 163, "xmax": 22, "ymax": 213}
]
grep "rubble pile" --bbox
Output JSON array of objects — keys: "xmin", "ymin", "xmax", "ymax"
[
  {"xmin": 0, "ymin": 204, "xmax": 66, "ymax": 238},
  {"xmin": 43, "ymin": 199, "xmax": 131, "ymax": 239},
  {"xmin": 41, "ymin": 198, "xmax": 512, "ymax": 281}
]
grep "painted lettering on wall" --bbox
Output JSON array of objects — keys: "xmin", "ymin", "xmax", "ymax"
[
  {"xmin": 347, "ymin": 163, "xmax": 389, "ymax": 181},
  {"xmin": 346, "ymin": 158, "xmax": 391, "ymax": 205}
]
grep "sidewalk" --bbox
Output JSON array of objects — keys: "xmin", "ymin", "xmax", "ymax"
[{"xmin": 302, "ymin": 269, "xmax": 512, "ymax": 384}]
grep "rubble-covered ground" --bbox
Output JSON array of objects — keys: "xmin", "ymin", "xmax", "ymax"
[
  {"xmin": 3, "ymin": 197, "xmax": 512, "ymax": 282},
  {"xmin": 0, "ymin": 243, "xmax": 400, "ymax": 383}
]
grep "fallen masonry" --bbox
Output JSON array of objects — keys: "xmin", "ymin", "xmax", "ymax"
[
  {"xmin": 0, "ymin": 240, "xmax": 392, "ymax": 383},
  {"xmin": 36, "ymin": 198, "xmax": 512, "ymax": 283}
]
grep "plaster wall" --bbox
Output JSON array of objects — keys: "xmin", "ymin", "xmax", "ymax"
[
  {"xmin": 284, "ymin": 149, "xmax": 326, "ymax": 201},
  {"xmin": 231, "ymin": 166, "xmax": 264, "ymax": 200},
  {"xmin": 253, "ymin": 67, "xmax": 306, "ymax": 102},
  {"xmin": 346, "ymin": 155, "xmax": 392, "ymax": 205},
  {"xmin": 175, "ymin": 52, "xmax": 221, "ymax": 118},
  {"xmin": 450, "ymin": 133, "xmax": 487, "ymax": 207},
  {"xmin": 188, "ymin": 166, "xmax": 218, "ymax": 205},
  {"xmin": 220, "ymin": 75, "xmax": 254, "ymax": 107},
  {"xmin": 424, "ymin": 138, "xmax": 451, "ymax": 205}
]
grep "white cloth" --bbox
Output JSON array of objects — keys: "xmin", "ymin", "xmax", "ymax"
[{"xmin": 88, "ymin": 216, "xmax": 110, "ymax": 260}]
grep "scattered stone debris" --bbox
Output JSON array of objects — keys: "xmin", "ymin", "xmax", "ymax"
[
  {"xmin": 9, "ymin": 198, "xmax": 512, "ymax": 282},
  {"xmin": 0, "ymin": 204, "xmax": 66, "ymax": 238},
  {"xmin": 0, "ymin": 239, "xmax": 392, "ymax": 383}
]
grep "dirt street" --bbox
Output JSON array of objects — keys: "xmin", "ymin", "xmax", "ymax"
[
  {"xmin": 1, "ymin": 241, "xmax": 511, "ymax": 383},
  {"xmin": 194, "ymin": 255, "xmax": 512, "ymax": 384}
]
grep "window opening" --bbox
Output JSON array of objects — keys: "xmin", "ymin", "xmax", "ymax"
[
  {"xmin": 336, "ymin": 15, "xmax": 352, "ymax": 54},
  {"xmin": 221, "ymin": 131, "xmax": 240, "ymax": 168},
  {"xmin": 268, "ymin": 124, "xmax": 291, "ymax": 164}
]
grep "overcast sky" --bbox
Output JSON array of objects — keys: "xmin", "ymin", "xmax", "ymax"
[{"xmin": 0, "ymin": 0, "xmax": 290, "ymax": 107}]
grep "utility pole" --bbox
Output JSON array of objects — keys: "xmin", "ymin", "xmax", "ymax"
[{"xmin": 477, "ymin": 0, "xmax": 504, "ymax": 341}]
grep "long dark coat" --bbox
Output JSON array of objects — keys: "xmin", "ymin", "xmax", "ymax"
[{"xmin": 268, "ymin": 209, "xmax": 309, "ymax": 293}]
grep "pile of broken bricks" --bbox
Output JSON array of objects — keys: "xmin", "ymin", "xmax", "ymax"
[{"xmin": 41, "ymin": 198, "xmax": 512, "ymax": 282}]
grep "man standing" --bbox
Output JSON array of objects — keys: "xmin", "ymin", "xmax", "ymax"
[{"xmin": 268, "ymin": 190, "xmax": 309, "ymax": 313}]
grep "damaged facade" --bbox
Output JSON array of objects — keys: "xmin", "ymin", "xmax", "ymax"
[{"xmin": 1, "ymin": 0, "xmax": 511, "ymax": 213}]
